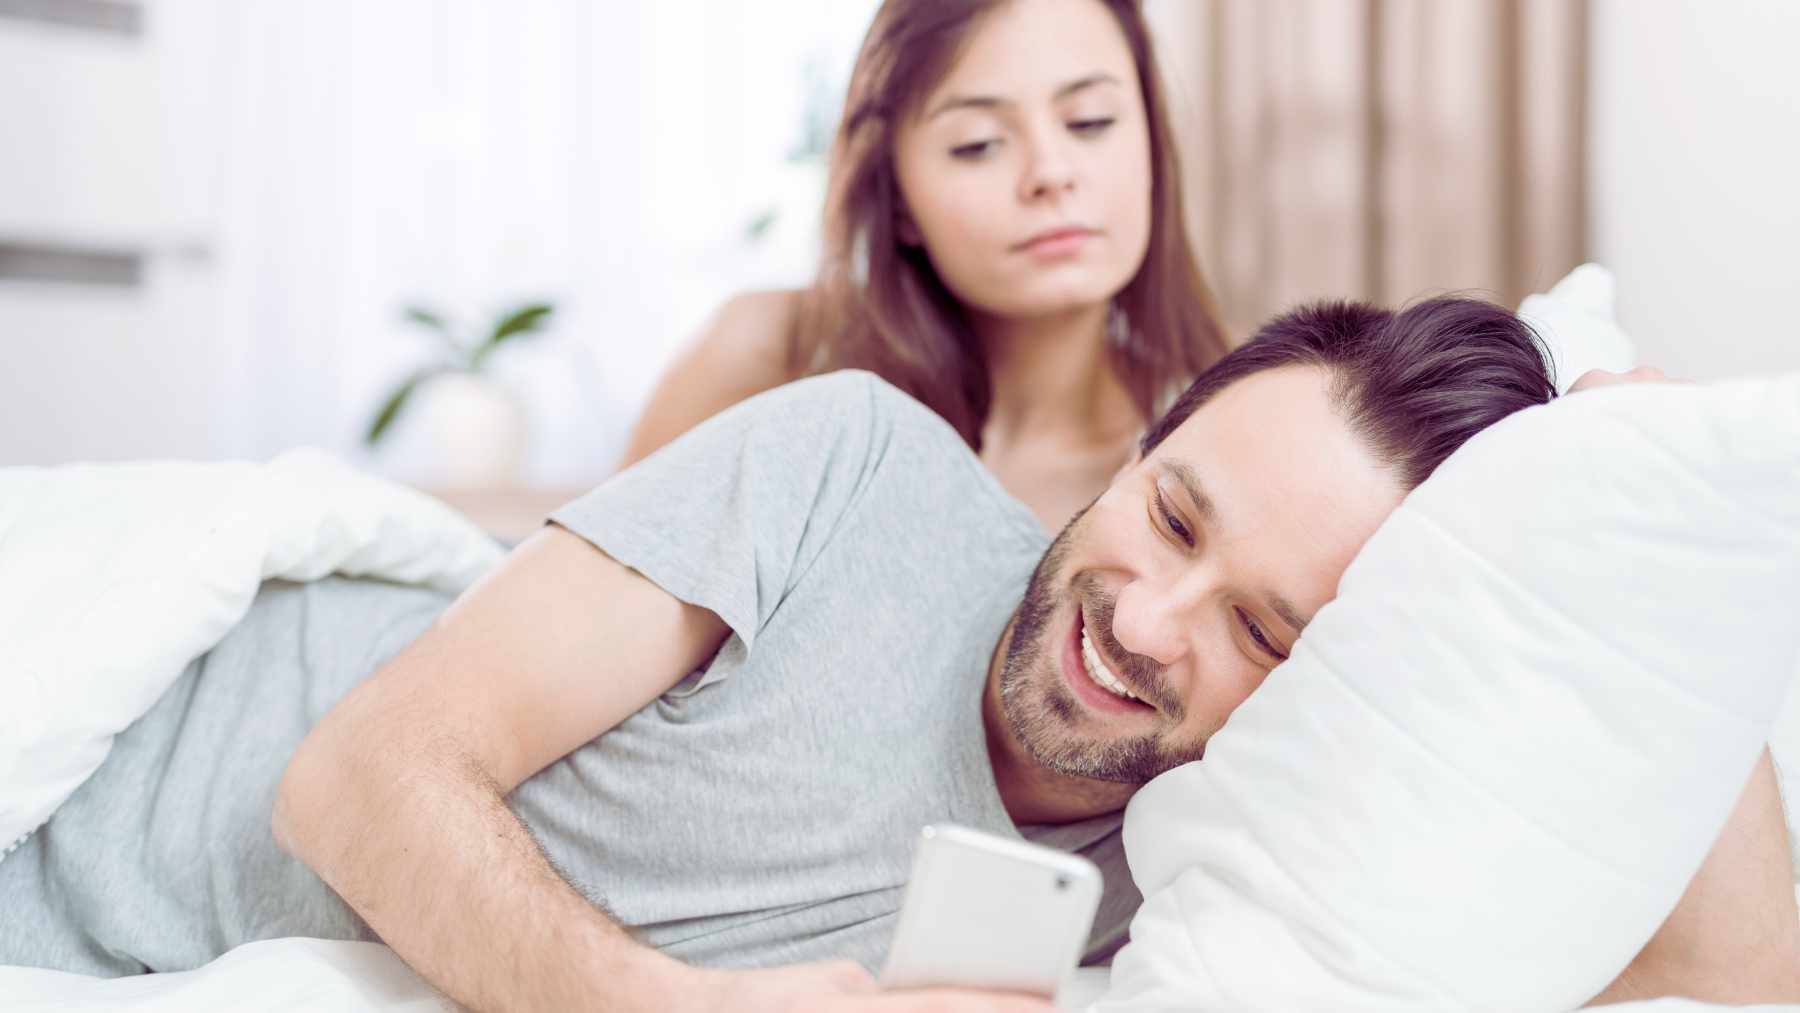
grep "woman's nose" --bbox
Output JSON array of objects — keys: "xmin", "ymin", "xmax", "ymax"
[{"xmin": 1019, "ymin": 129, "xmax": 1077, "ymax": 203}]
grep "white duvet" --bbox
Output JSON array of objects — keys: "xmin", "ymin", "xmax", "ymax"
[
  {"xmin": 0, "ymin": 448, "xmax": 502, "ymax": 862},
  {"xmin": 0, "ymin": 939, "xmax": 456, "ymax": 1012},
  {"xmin": 0, "ymin": 449, "xmax": 499, "ymax": 1009}
]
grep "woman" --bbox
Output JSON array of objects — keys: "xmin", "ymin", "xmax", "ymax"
[{"xmin": 620, "ymin": 0, "xmax": 1227, "ymax": 534}]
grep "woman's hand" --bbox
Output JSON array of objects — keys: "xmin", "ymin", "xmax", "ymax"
[{"xmin": 1568, "ymin": 365, "xmax": 1673, "ymax": 392}]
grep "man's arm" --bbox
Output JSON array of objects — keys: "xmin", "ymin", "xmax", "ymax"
[
  {"xmin": 1586, "ymin": 748, "xmax": 1800, "ymax": 1006},
  {"xmin": 274, "ymin": 524, "xmax": 1062, "ymax": 1013},
  {"xmin": 274, "ymin": 525, "xmax": 764, "ymax": 1012}
]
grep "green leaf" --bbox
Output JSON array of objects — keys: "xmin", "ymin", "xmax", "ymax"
[
  {"xmin": 403, "ymin": 305, "xmax": 464, "ymax": 357},
  {"xmin": 402, "ymin": 305, "xmax": 451, "ymax": 332},
  {"xmin": 744, "ymin": 207, "xmax": 778, "ymax": 243},
  {"xmin": 365, "ymin": 368, "xmax": 439, "ymax": 446},
  {"xmin": 472, "ymin": 302, "xmax": 555, "ymax": 368}
]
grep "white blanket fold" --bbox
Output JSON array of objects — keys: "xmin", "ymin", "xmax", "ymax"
[{"xmin": 0, "ymin": 448, "xmax": 503, "ymax": 860}]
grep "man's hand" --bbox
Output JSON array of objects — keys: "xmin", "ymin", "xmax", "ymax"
[
  {"xmin": 689, "ymin": 963, "xmax": 1058, "ymax": 1013},
  {"xmin": 1568, "ymin": 365, "xmax": 1672, "ymax": 393}
]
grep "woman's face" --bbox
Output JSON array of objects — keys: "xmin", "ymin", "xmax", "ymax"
[{"xmin": 892, "ymin": 0, "xmax": 1153, "ymax": 323}]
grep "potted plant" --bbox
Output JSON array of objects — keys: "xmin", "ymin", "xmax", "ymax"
[{"xmin": 365, "ymin": 301, "xmax": 555, "ymax": 487}]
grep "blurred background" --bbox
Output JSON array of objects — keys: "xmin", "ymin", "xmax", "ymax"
[{"xmin": 2, "ymin": 0, "xmax": 1796, "ymax": 526}]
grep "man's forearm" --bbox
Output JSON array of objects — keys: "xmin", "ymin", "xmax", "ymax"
[
  {"xmin": 275, "ymin": 734, "xmax": 694, "ymax": 1013},
  {"xmin": 1585, "ymin": 749, "xmax": 1800, "ymax": 1006}
]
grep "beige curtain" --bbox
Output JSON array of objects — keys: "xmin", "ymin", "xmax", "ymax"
[{"xmin": 1148, "ymin": 0, "xmax": 1588, "ymax": 339}]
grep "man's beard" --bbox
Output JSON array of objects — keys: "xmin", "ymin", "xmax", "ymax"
[{"xmin": 997, "ymin": 508, "xmax": 1205, "ymax": 785}]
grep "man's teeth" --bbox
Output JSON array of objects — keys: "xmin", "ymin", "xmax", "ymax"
[{"xmin": 1080, "ymin": 626, "xmax": 1139, "ymax": 702}]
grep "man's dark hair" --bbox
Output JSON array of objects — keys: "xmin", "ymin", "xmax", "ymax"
[{"xmin": 1140, "ymin": 296, "xmax": 1557, "ymax": 489}]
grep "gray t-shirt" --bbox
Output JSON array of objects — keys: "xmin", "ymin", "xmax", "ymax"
[
  {"xmin": 526, "ymin": 370, "xmax": 1137, "ymax": 969},
  {"xmin": 0, "ymin": 576, "xmax": 451, "ymax": 975},
  {"xmin": 0, "ymin": 370, "xmax": 1138, "ymax": 977}
]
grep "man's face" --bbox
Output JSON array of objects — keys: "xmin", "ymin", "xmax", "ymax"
[{"xmin": 999, "ymin": 365, "xmax": 1408, "ymax": 783}]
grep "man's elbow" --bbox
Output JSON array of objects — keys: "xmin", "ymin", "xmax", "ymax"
[
  {"xmin": 270, "ymin": 753, "xmax": 308, "ymax": 858},
  {"xmin": 272, "ymin": 719, "xmax": 355, "ymax": 864}
]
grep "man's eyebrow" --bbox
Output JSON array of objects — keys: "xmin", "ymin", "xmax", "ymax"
[
  {"xmin": 1267, "ymin": 593, "xmax": 1312, "ymax": 635},
  {"xmin": 925, "ymin": 72, "xmax": 1122, "ymax": 121},
  {"xmin": 1157, "ymin": 460, "xmax": 1217, "ymax": 525}
]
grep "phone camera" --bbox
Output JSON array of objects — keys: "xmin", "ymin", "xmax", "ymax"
[{"xmin": 1054, "ymin": 875, "xmax": 1071, "ymax": 891}]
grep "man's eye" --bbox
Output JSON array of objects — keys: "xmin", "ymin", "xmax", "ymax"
[
  {"xmin": 1070, "ymin": 117, "xmax": 1115, "ymax": 135},
  {"xmin": 1156, "ymin": 491, "xmax": 1192, "ymax": 547},
  {"xmin": 1237, "ymin": 608, "xmax": 1287, "ymax": 662},
  {"xmin": 951, "ymin": 140, "xmax": 998, "ymax": 160}
]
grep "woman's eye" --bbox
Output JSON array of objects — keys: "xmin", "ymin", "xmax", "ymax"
[
  {"xmin": 950, "ymin": 140, "xmax": 998, "ymax": 160},
  {"xmin": 1238, "ymin": 608, "xmax": 1287, "ymax": 662},
  {"xmin": 1069, "ymin": 117, "xmax": 1115, "ymax": 135}
]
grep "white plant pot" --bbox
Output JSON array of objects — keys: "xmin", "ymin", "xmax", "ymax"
[{"xmin": 412, "ymin": 372, "xmax": 528, "ymax": 487}]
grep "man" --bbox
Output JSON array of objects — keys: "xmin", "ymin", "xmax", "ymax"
[{"xmin": 2, "ymin": 298, "xmax": 1790, "ymax": 1012}]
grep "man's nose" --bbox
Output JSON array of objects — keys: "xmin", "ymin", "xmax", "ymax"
[{"xmin": 1109, "ymin": 579, "xmax": 1194, "ymax": 668}]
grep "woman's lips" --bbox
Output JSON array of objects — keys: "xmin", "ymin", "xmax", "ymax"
[{"xmin": 1016, "ymin": 227, "xmax": 1098, "ymax": 258}]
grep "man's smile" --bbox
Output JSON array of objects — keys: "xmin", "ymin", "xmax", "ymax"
[{"xmin": 1061, "ymin": 607, "xmax": 1156, "ymax": 717}]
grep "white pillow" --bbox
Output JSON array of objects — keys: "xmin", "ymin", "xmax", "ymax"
[
  {"xmin": 1517, "ymin": 263, "xmax": 1639, "ymax": 393},
  {"xmin": 1097, "ymin": 372, "xmax": 1800, "ymax": 1011}
]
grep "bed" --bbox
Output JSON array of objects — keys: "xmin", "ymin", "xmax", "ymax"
[{"xmin": 6, "ymin": 268, "xmax": 1800, "ymax": 1012}]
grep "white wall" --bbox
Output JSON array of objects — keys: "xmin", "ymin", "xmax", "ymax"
[
  {"xmin": 0, "ymin": 0, "xmax": 875, "ymax": 484},
  {"xmin": 0, "ymin": 2, "xmax": 222, "ymax": 465},
  {"xmin": 16, "ymin": 2, "xmax": 1792, "ymax": 478},
  {"xmin": 1590, "ymin": 1, "xmax": 1800, "ymax": 381}
]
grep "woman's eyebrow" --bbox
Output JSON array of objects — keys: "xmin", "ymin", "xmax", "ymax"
[
  {"xmin": 925, "ymin": 71, "xmax": 1123, "ymax": 121},
  {"xmin": 1053, "ymin": 71, "xmax": 1122, "ymax": 100}
]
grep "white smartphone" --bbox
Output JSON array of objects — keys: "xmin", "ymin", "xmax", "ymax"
[{"xmin": 879, "ymin": 823, "xmax": 1103, "ymax": 997}]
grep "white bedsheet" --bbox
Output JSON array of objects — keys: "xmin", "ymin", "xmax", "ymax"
[
  {"xmin": 0, "ymin": 940, "xmax": 457, "ymax": 1012},
  {"xmin": 3, "ymin": 938, "xmax": 1793, "ymax": 1011}
]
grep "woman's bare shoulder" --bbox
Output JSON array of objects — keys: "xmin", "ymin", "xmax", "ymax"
[
  {"xmin": 616, "ymin": 289, "xmax": 805, "ymax": 468},
  {"xmin": 703, "ymin": 289, "xmax": 803, "ymax": 367}
]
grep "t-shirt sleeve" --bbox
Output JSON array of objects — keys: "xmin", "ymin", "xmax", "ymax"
[{"xmin": 549, "ymin": 370, "xmax": 890, "ymax": 652}]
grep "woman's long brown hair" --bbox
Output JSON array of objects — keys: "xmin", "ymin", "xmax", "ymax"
[{"xmin": 789, "ymin": 0, "xmax": 1229, "ymax": 448}]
